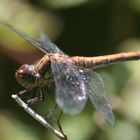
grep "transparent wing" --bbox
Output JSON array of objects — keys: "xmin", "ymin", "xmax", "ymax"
[
  {"xmin": 79, "ymin": 69, "xmax": 115, "ymax": 125},
  {"xmin": 0, "ymin": 21, "xmax": 47, "ymax": 53},
  {"xmin": 51, "ymin": 60, "xmax": 87, "ymax": 115},
  {"xmin": 40, "ymin": 32, "xmax": 64, "ymax": 55},
  {"xmin": 0, "ymin": 21, "xmax": 63, "ymax": 54}
]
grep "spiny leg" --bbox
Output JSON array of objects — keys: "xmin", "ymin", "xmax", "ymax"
[
  {"xmin": 27, "ymin": 88, "xmax": 44, "ymax": 104},
  {"xmin": 38, "ymin": 88, "xmax": 44, "ymax": 101},
  {"xmin": 53, "ymin": 110, "xmax": 64, "ymax": 135},
  {"xmin": 57, "ymin": 111, "xmax": 64, "ymax": 133},
  {"xmin": 15, "ymin": 89, "xmax": 39, "ymax": 104},
  {"xmin": 46, "ymin": 105, "xmax": 64, "ymax": 132},
  {"xmin": 47, "ymin": 104, "xmax": 58, "ymax": 119},
  {"xmin": 17, "ymin": 90, "xmax": 27, "ymax": 96}
]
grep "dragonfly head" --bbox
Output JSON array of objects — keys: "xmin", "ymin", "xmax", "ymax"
[{"xmin": 15, "ymin": 64, "xmax": 40, "ymax": 89}]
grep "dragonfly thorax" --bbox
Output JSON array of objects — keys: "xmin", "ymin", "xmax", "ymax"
[{"xmin": 15, "ymin": 64, "xmax": 41, "ymax": 89}]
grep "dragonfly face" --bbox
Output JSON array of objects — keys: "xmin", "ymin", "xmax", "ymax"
[{"xmin": 15, "ymin": 64, "xmax": 40, "ymax": 89}]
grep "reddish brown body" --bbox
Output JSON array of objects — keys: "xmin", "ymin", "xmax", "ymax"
[
  {"xmin": 71, "ymin": 51, "xmax": 140, "ymax": 69},
  {"xmin": 34, "ymin": 51, "xmax": 140, "ymax": 74},
  {"xmin": 4, "ymin": 21, "xmax": 140, "ymax": 127}
]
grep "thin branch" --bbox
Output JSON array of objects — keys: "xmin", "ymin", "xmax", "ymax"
[{"xmin": 11, "ymin": 94, "xmax": 67, "ymax": 140}]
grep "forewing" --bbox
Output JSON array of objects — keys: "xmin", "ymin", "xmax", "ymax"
[
  {"xmin": 40, "ymin": 32, "xmax": 64, "ymax": 55},
  {"xmin": 0, "ymin": 21, "xmax": 48, "ymax": 53},
  {"xmin": 51, "ymin": 60, "xmax": 87, "ymax": 115},
  {"xmin": 79, "ymin": 69, "xmax": 115, "ymax": 125},
  {"xmin": 0, "ymin": 21, "xmax": 63, "ymax": 54}
]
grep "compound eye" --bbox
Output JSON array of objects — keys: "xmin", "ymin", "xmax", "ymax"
[{"xmin": 15, "ymin": 64, "xmax": 36, "ymax": 86}]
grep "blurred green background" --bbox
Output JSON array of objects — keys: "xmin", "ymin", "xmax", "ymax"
[{"xmin": 1, "ymin": 0, "xmax": 140, "ymax": 140}]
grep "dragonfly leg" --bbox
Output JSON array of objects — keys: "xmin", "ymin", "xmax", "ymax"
[
  {"xmin": 57, "ymin": 111, "xmax": 64, "ymax": 132},
  {"xmin": 27, "ymin": 89, "xmax": 44, "ymax": 104},
  {"xmin": 46, "ymin": 104, "xmax": 58, "ymax": 119},
  {"xmin": 17, "ymin": 90, "xmax": 27, "ymax": 95},
  {"xmin": 38, "ymin": 89, "xmax": 44, "ymax": 101},
  {"xmin": 52, "ymin": 110, "xmax": 65, "ymax": 135},
  {"xmin": 58, "ymin": 111, "xmax": 63, "ymax": 123},
  {"xmin": 27, "ymin": 97, "xmax": 39, "ymax": 104},
  {"xmin": 46, "ymin": 105, "xmax": 64, "ymax": 133}
]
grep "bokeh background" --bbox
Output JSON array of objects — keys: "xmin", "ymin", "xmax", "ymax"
[{"xmin": 1, "ymin": 0, "xmax": 140, "ymax": 140}]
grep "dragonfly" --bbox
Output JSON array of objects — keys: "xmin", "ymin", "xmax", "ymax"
[{"xmin": 2, "ymin": 23, "xmax": 140, "ymax": 126}]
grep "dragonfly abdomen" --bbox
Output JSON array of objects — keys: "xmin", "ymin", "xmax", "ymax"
[{"xmin": 71, "ymin": 51, "xmax": 140, "ymax": 69}]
